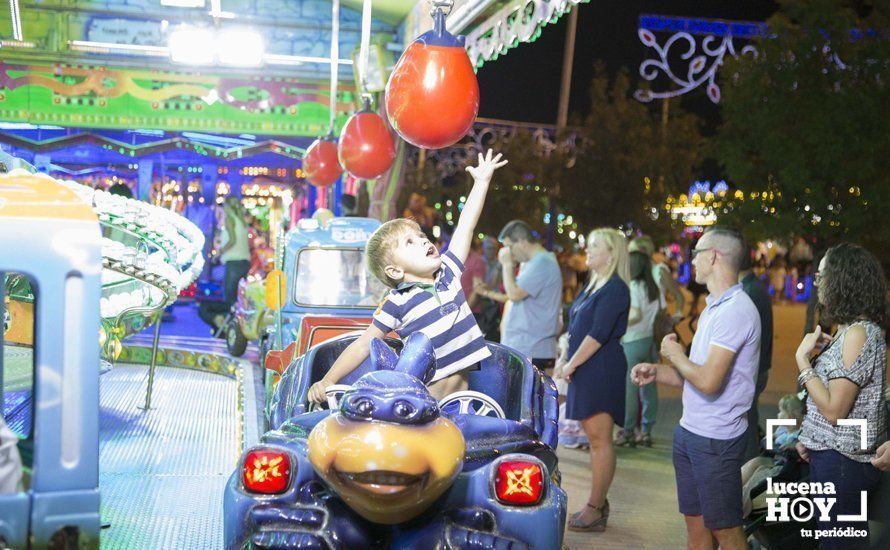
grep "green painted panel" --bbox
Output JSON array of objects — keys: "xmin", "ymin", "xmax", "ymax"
[{"xmin": 0, "ymin": 62, "xmax": 353, "ymax": 136}]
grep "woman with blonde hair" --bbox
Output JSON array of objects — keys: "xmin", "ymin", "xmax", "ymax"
[{"xmin": 556, "ymin": 228, "xmax": 630, "ymax": 532}]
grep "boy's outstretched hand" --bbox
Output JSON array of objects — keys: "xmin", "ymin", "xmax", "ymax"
[
  {"xmin": 450, "ymin": 149, "xmax": 507, "ymax": 264},
  {"xmin": 465, "ymin": 149, "xmax": 508, "ymax": 182}
]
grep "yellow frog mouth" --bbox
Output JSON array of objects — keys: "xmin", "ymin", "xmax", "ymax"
[
  {"xmin": 308, "ymin": 415, "xmax": 465, "ymax": 524},
  {"xmin": 335, "ymin": 470, "xmax": 428, "ymax": 496}
]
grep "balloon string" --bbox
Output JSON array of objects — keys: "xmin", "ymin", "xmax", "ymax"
[
  {"xmin": 358, "ymin": 0, "xmax": 372, "ymax": 97},
  {"xmin": 330, "ymin": 0, "xmax": 340, "ymax": 133}
]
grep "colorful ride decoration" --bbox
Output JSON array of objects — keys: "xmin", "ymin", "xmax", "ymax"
[
  {"xmin": 50, "ymin": 173, "xmax": 204, "ymax": 356},
  {"xmin": 337, "ymin": 99, "xmax": 397, "ymax": 180},
  {"xmin": 303, "ymin": 135, "xmax": 342, "ymax": 187},
  {"xmin": 385, "ymin": 5, "xmax": 479, "ymax": 150},
  {"xmin": 0, "ymin": 61, "xmax": 355, "ymax": 137},
  {"xmin": 116, "ymin": 342, "xmax": 240, "ymax": 379}
]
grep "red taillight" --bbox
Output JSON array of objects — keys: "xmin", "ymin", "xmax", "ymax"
[
  {"xmin": 494, "ymin": 459, "xmax": 544, "ymax": 506},
  {"xmin": 243, "ymin": 449, "xmax": 291, "ymax": 494}
]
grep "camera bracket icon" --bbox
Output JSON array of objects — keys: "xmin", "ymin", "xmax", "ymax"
[{"xmin": 765, "ymin": 418, "xmax": 868, "ymax": 450}]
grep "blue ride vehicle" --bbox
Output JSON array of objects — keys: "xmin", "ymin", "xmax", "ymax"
[
  {"xmin": 259, "ymin": 217, "xmax": 387, "ymax": 383},
  {"xmin": 269, "ymin": 216, "xmax": 385, "ymax": 349},
  {"xmin": 0, "ymin": 173, "xmax": 103, "ymax": 547},
  {"xmin": 223, "ymin": 331, "xmax": 566, "ymax": 549}
]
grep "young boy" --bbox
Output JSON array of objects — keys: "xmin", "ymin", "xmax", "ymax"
[{"xmin": 309, "ymin": 149, "xmax": 508, "ymax": 402}]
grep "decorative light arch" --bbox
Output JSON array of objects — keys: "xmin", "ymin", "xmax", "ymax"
[{"xmin": 634, "ymin": 15, "xmax": 765, "ymax": 104}]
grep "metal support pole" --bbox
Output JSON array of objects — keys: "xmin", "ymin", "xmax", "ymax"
[
  {"xmin": 549, "ymin": 5, "xmax": 578, "ymax": 249},
  {"xmin": 140, "ymin": 312, "xmax": 163, "ymax": 411},
  {"xmin": 556, "ymin": 6, "xmax": 579, "ymax": 132}
]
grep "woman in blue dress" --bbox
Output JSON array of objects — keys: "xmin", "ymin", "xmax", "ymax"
[{"xmin": 557, "ymin": 227, "xmax": 630, "ymax": 532}]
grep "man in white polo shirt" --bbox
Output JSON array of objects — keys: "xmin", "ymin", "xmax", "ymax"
[{"xmin": 632, "ymin": 227, "xmax": 761, "ymax": 550}]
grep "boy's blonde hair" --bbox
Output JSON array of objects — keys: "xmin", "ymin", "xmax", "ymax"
[
  {"xmin": 366, "ymin": 218, "xmax": 422, "ymax": 288},
  {"xmin": 589, "ymin": 227, "xmax": 630, "ymax": 284}
]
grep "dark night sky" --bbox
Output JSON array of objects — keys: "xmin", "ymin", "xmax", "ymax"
[{"xmin": 476, "ymin": 0, "xmax": 779, "ymax": 125}]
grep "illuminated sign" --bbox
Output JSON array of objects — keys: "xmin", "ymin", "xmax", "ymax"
[{"xmin": 331, "ymin": 228, "xmax": 370, "ymax": 244}]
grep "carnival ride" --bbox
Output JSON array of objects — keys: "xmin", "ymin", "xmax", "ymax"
[
  {"xmin": 0, "ymin": 0, "xmax": 581, "ymax": 545},
  {"xmin": 1, "ymin": 156, "xmax": 204, "ymax": 366},
  {"xmin": 0, "ymin": 166, "xmax": 211, "ymax": 547},
  {"xmin": 223, "ymin": 210, "xmax": 566, "ymax": 546},
  {"xmin": 0, "ymin": 169, "xmax": 104, "ymax": 547},
  {"xmin": 225, "ymin": 332, "xmax": 566, "ymax": 548}
]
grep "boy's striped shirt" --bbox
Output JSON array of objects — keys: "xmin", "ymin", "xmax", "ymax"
[{"xmin": 373, "ymin": 250, "xmax": 491, "ymax": 381}]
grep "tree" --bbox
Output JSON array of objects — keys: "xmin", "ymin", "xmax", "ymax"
[
  {"xmin": 711, "ymin": 0, "xmax": 890, "ymax": 256},
  {"xmin": 560, "ymin": 66, "xmax": 703, "ymax": 238}
]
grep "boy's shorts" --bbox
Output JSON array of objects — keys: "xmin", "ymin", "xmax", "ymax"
[{"xmin": 672, "ymin": 425, "xmax": 746, "ymax": 530}]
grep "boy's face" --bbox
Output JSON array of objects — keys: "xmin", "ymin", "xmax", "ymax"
[{"xmin": 385, "ymin": 229, "xmax": 441, "ymax": 282}]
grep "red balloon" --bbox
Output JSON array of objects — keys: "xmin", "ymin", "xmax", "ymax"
[
  {"xmin": 338, "ymin": 107, "xmax": 396, "ymax": 180},
  {"xmin": 303, "ymin": 137, "xmax": 342, "ymax": 187},
  {"xmin": 385, "ymin": 17, "xmax": 479, "ymax": 150}
]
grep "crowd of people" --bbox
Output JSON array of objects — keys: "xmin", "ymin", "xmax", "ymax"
[{"xmin": 464, "ymin": 218, "xmax": 888, "ymax": 547}]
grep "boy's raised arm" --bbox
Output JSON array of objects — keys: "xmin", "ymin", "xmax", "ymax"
[{"xmin": 449, "ymin": 149, "xmax": 507, "ymax": 264}]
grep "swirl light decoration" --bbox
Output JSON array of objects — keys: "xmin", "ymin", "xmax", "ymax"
[{"xmin": 633, "ymin": 16, "xmax": 763, "ymax": 104}]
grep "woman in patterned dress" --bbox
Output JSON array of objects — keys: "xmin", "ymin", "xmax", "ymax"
[{"xmin": 794, "ymin": 243, "xmax": 887, "ymax": 550}]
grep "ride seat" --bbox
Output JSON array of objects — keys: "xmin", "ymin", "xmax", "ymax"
[
  {"xmin": 302, "ymin": 335, "xmax": 403, "ymax": 386},
  {"xmin": 467, "ymin": 343, "xmax": 558, "ymax": 449},
  {"xmin": 466, "ymin": 344, "xmax": 532, "ymax": 423}
]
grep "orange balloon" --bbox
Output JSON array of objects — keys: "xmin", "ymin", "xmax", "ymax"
[
  {"xmin": 303, "ymin": 138, "xmax": 342, "ymax": 187},
  {"xmin": 338, "ymin": 110, "xmax": 397, "ymax": 180},
  {"xmin": 385, "ymin": 41, "xmax": 479, "ymax": 150}
]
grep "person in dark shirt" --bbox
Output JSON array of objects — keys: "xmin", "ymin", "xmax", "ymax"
[
  {"xmin": 107, "ymin": 182, "xmax": 133, "ymax": 198},
  {"xmin": 739, "ymin": 243, "xmax": 773, "ymax": 460},
  {"xmin": 340, "ymin": 193, "xmax": 358, "ymax": 216}
]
